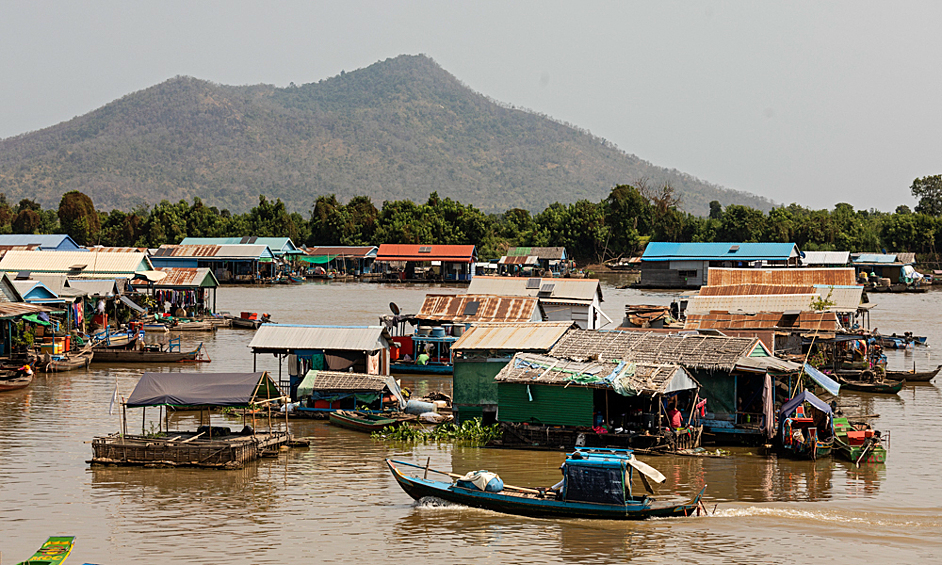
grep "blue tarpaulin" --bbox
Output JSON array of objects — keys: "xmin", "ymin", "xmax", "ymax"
[
  {"xmin": 803, "ymin": 363, "xmax": 841, "ymax": 396},
  {"xmin": 780, "ymin": 389, "xmax": 833, "ymax": 417}
]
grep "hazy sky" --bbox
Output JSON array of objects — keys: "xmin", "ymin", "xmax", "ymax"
[{"xmin": 2, "ymin": 1, "xmax": 940, "ymax": 212}]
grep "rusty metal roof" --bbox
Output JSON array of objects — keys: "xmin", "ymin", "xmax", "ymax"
[
  {"xmin": 87, "ymin": 246, "xmax": 149, "ymax": 253},
  {"xmin": 0, "ymin": 302, "xmax": 50, "ymax": 318},
  {"xmin": 375, "ymin": 244, "xmax": 476, "ymax": 263},
  {"xmin": 154, "ymin": 244, "xmax": 274, "ymax": 259},
  {"xmin": 707, "ymin": 267, "xmax": 857, "ymax": 286},
  {"xmin": 452, "ymin": 322, "xmax": 573, "ymax": 351},
  {"xmin": 685, "ymin": 311, "xmax": 839, "ymax": 331},
  {"xmin": 498, "ymin": 255, "xmax": 539, "ymax": 265},
  {"xmin": 688, "ymin": 284, "xmax": 862, "ymax": 314},
  {"xmin": 130, "ymin": 268, "xmax": 218, "ymax": 288},
  {"xmin": 416, "ymin": 294, "xmax": 540, "ymax": 323},
  {"xmin": 699, "ymin": 284, "xmax": 816, "ymax": 296},
  {"xmin": 305, "ymin": 246, "xmax": 378, "ymax": 258},
  {"xmin": 506, "ymin": 247, "xmax": 567, "ymax": 260}
]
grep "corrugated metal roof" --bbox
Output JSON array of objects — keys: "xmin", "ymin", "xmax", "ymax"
[
  {"xmin": 148, "ymin": 268, "xmax": 218, "ymax": 288},
  {"xmin": 800, "ymin": 251, "xmax": 850, "ymax": 265},
  {"xmin": 854, "ymin": 253, "xmax": 897, "ymax": 264},
  {"xmin": 706, "ymin": 268, "xmax": 857, "ymax": 286},
  {"xmin": 0, "ymin": 234, "xmax": 80, "ymax": 250},
  {"xmin": 685, "ymin": 311, "xmax": 840, "ymax": 331},
  {"xmin": 87, "ymin": 246, "xmax": 149, "ymax": 253},
  {"xmin": 689, "ymin": 284, "xmax": 862, "ymax": 314},
  {"xmin": 467, "ymin": 276, "xmax": 602, "ymax": 301},
  {"xmin": 506, "ymin": 247, "xmax": 566, "ymax": 260},
  {"xmin": 11, "ymin": 280, "xmax": 58, "ymax": 301},
  {"xmin": 0, "ymin": 250, "xmax": 152, "ymax": 277},
  {"xmin": 305, "ymin": 246, "xmax": 378, "ymax": 258},
  {"xmin": 452, "ymin": 322, "xmax": 573, "ymax": 351},
  {"xmin": 896, "ymin": 252, "xmax": 916, "ymax": 265},
  {"xmin": 642, "ymin": 242, "xmax": 799, "ymax": 261},
  {"xmin": 180, "ymin": 237, "xmax": 298, "ymax": 253},
  {"xmin": 154, "ymin": 244, "xmax": 274, "ymax": 259},
  {"xmin": 416, "ymin": 294, "xmax": 539, "ymax": 323},
  {"xmin": 0, "ymin": 244, "xmax": 39, "ymax": 257},
  {"xmin": 250, "ymin": 324, "xmax": 392, "ymax": 352},
  {"xmin": 68, "ymin": 279, "xmax": 121, "ymax": 297},
  {"xmin": 699, "ymin": 284, "xmax": 816, "ymax": 296},
  {"xmin": 497, "ymin": 255, "xmax": 539, "ymax": 265},
  {"xmin": 375, "ymin": 244, "xmax": 476, "ymax": 263}
]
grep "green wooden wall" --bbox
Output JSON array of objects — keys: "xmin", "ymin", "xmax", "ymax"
[{"xmin": 498, "ymin": 383, "xmax": 594, "ymax": 427}]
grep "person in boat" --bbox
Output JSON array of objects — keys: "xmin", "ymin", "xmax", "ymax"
[{"xmin": 416, "ymin": 350, "xmax": 430, "ymax": 365}]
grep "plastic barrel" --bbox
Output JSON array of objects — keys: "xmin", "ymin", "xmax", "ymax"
[{"xmin": 404, "ymin": 399, "xmax": 436, "ymax": 415}]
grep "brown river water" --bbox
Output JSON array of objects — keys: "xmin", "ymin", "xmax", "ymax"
[{"xmin": 2, "ymin": 277, "xmax": 941, "ymax": 564}]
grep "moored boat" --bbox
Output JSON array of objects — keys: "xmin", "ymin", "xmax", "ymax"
[
  {"xmin": 39, "ymin": 345, "xmax": 94, "ymax": 373},
  {"xmin": 16, "ymin": 536, "xmax": 75, "ymax": 565},
  {"xmin": 90, "ymin": 343, "xmax": 205, "ymax": 364},
  {"xmin": 833, "ymin": 417, "xmax": 888, "ymax": 464},
  {"xmin": 328, "ymin": 410, "xmax": 410, "ymax": 433},
  {"xmin": 387, "ymin": 447, "xmax": 708, "ymax": 520},
  {"xmin": 169, "ymin": 320, "xmax": 215, "ymax": 332},
  {"xmin": 886, "ymin": 364, "xmax": 941, "ymax": 383},
  {"xmin": 0, "ymin": 365, "xmax": 34, "ymax": 392},
  {"xmin": 777, "ymin": 390, "xmax": 834, "ymax": 460},
  {"xmin": 835, "ymin": 375, "xmax": 904, "ymax": 394}
]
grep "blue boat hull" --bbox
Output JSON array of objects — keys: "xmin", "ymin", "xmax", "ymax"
[{"xmin": 386, "ymin": 460, "xmax": 704, "ymax": 520}]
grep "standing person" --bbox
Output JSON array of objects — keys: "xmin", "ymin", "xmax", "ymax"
[{"xmin": 667, "ymin": 400, "xmax": 682, "ymax": 429}]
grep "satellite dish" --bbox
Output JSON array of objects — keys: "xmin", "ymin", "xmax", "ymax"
[{"xmin": 389, "ymin": 302, "xmax": 401, "ymax": 315}]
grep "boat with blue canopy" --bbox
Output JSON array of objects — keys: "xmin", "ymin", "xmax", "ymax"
[{"xmin": 387, "ymin": 447, "xmax": 707, "ymax": 520}]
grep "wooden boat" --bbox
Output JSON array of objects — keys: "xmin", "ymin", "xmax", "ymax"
[
  {"xmin": 0, "ymin": 367, "xmax": 34, "ymax": 392},
  {"xmin": 833, "ymin": 417, "xmax": 888, "ymax": 464},
  {"xmin": 92, "ymin": 333, "xmax": 141, "ymax": 350},
  {"xmin": 328, "ymin": 410, "xmax": 408, "ymax": 433},
  {"xmin": 16, "ymin": 535, "xmax": 74, "ymax": 565},
  {"xmin": 169, "ymin": 320, "xmax": 215, "ymax": 332},
  {"xmin": 229, "ymin": 317, "xmax": 262, "ymax": 329},
  {"xmin": 778, "ymin": 390, "xmax": 834, "ymax": 460},
  {"xmin": 835, "ymin": 375, "xmax": 904, "ymax": 394},
  {"xmin": 90, "ymin": 343, "xmax": 205, "ymax": 364},
  {"xmin": 40, "ymin": 345, "xmax": 94, "ymax": 373},
  {"xmin": 886, "ymin": 364, "xmax": 942, "ymax": 383},
  {"xmin": 387, "ymin": 448, "xmax": 708, "ymax": 520},
  {"xmin": 143, "ymin": 322, "xmax": 170, "ymax": 332}
]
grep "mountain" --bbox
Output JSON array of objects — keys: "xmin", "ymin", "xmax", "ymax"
[{"xmin": 0, "ymin": 54, "xmax": 773, "ymax": 216}]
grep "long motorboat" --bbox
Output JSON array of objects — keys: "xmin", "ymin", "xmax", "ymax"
[
  {"xmin": 39, "ymin": 344, "xmax": 94, "ymax": 373},
  {"xmin": 90, "ymin": 343, "xmax": 206, "ymax": 364},
  {"xmin": 387, "ymin": 447, "xmax": 708, "ymax": 520},
  {"xmin": 0, "ymin": 367, "xmax": 34, "ymax": 392},
  {"xmin": 16, "ymin": 535, "xmax": 74, "ymax": 565}
]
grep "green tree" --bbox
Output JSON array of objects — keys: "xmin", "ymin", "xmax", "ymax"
[
  {"xmin": 911, "ymin": 175, "xmax": 942, "ymax": 215},
  {"xmin": 58, "ymin": 190, "xmax": 101, "ymax": 245},
  {"xmin": 709, "ymin": 200, "xmax": 723, "ymax": 220},
  {"xmin": 12, "ymin": 209, "xmax": 41, "ymax": 234},
  {"xmin": 717, "ymin": 204, "xmax": 765, "ymax": 242}
]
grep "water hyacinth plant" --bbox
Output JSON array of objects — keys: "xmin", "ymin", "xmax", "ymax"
[{"xmin": 371, "ymin": 418, "xmax": 501, "ymax": 446}]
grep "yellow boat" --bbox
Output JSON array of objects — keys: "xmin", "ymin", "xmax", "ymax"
[{"xmin": 17, "ymin": 536, "xmax": 74, "ymax": 565}]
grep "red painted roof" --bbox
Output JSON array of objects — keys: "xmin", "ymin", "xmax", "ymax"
[{"xmin": 375, "ymin": 244, "xmax": 476, "ymax": 263}]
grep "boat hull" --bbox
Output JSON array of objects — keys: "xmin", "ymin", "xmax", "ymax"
[
  {"xmin": 90, "ymin": 348, "xmax": 201, "ymax": 363},
  {"xmin": 0, "ymin": 372, "xmax": 33, "ymax": 392},
  {"xmin": 387, "ymin": 460, "xmax": 703, "ymax": 520},
  {"xmin": 329, "ymin": 410, "xmax": 401, "ymax": 433},
  {"xmin": 837, "ymin": 378, "xmax": 903, "ymax": 394},
  {"xmin": 18, "ymin": 536, "xmax": 74, "ymax": 565},
  {"xmin": 391, "ymin": 362, "xmax": 453, "ymax": 375},
  {"xmin": 834, "ymin": 437, "xmax": 887, "ymax": 464},
  {"xmin": 886, "ymin": 364, "xmax": 941, "ymax": 383}
]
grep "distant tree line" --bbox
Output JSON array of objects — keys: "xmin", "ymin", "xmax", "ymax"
[{"xmin": 5, "ymin": 174, "xmax": 942, "ymax": 265}]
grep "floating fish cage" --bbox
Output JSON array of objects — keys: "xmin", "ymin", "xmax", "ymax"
[{"xmin": 90, "ymin": 429, "xmax": 291, "ymax": 469}]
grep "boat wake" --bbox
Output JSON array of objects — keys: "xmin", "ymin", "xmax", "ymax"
[
  {"xmin": 415, "ymin": 496, "xmax": 463, "ymax": 509},
  {"xmin": 713, "ymin": 505, "xmax": 942, "ymax": 529}
]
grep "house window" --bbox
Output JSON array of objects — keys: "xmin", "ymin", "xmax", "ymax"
[{"xmin": 678, "ymin": 270, "xmax": 697, "ymax": 279}]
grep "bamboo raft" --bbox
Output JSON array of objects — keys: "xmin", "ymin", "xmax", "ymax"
[{"xmin": 89, "ymin": 430, "xmax": 290, "ymax": 469}]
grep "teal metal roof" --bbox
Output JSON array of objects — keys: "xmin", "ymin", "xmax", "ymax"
[
  {"xmin": 853, "ymin": 254, "xmax": 898, "ymax": 264},
  {"xmin": 641, "ymin": 242, "xmax": 798, "ymax": 261}
]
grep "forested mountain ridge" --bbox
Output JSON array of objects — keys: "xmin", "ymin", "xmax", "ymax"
[{"xmin": 0, "ymin": 54, "xmax": 773, "ymax": 215}]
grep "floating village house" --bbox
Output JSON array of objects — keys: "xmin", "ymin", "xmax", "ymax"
[
  {"xmin": 180, "ymin": 237, "xmax": 301, "ymax": 258},
  {"xmin": 388, "ymin": 294, "xmax": 544, "ymax": 375},
  {"xmin": 374, "ymin": 244, "xmax": 477, "ymax": 282},
  {"xmin": 637, "ymin": 242, "xmax": 801, "ymax": 289},
  {"xmin": 0, "ymin": 249, "xmax": 153, "ymax": 279},
  {"xmin": 150, "ymin": 244, "xmax": 275, "ymax": 283},
  {"xmin": 493, "ymin": 329, "xmax": 802, "ymax": 446},
  {"xmin": 450, "ymin": 321, "xmax": 574, "ymax": 424},
  {"xmin": 799, "ymin": 251, "xmax": 850, "ymax": 267},
  {"xmin": 499, "ymin": 247, "xmax": 569, "ymax": 276},
  {"xmin": 301, "ymin": 246, "xmax": 378, "ymax": 276},
  {"xmin": 90, "ymin": 371, "xmax": 290, "ymax": 469},
  {"xmin": 0, "ymin": 273, "xmax": 57, "ymax": 357},
  {"xmin": 248, "ymin": 324, "xmax": 393, "ymax": 398},
  {"xmin": 851, "ymin": 252, "xmax": 917, "ymax": 284},
  {"xmin": 0, "ymin": 234, "xmax": 83, "ymax": 252},
  {"xmin": 293, "ymin": 370, "xmax": 405, "ymax": 414},
  {"xmin": 466, "ymin": 276, "xmax": 611, "ymax": 329},
  {"xmin": 130, "ymin": 268, "xmax": 220, "ymax": 314}
]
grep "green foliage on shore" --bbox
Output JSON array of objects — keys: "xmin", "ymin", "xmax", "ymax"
[
  {"xmin": 371, "ymin": 418, "xmax": 502, "ymax": 446},
  {"xmin": 4, "ymin": 182, "xmax": 942, "ymax": 264}
]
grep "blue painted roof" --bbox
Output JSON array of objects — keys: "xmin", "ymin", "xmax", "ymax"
[
  {"xmin": 0, "ymin": 234, "xmax": 82, "ymax": 251},
  {"xmin": 641, "ymin": 242, "xmax": 798, "ymax": 261},
  {"xmin": 853, "ymin": 254, "xmax": 897, "ymax": 264}
]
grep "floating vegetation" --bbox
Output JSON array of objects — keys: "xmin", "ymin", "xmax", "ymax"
[{"xmin": 371, "ymin": 418, "xmax": 501, "ymax": 446}]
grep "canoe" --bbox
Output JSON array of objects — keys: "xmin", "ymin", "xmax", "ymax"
[
  {"xmin": 328, "ymin": 410, "xmax": 403, "ymax": 433},
  {"xmin": 41, "ymin": 346, "xmax": 94, "ymax": 373},
  {"xmin": 229, "ymin": 317, "xmax": 262, "ymax": 329},
  {"xmin": 90, "ymin": 345, "xmax": 204, "ymax": 364},
  {"xmin": 143, "ymin": 323, "xmax": 170, "ymax": 333},
  {"xmin": 0, "ymin": 369, "xmax": 33, "ymax": 392},
  {"xmin": 387, "ymin": 449, "xmax": 708, "ymax": 520},
  {"xmin": 886, "ymin": 364, "xmax": 942, "ymax": 383},
  {"xmin": 391, "ymin": 362, "xmax": 453, "ymax": 375},
  {"xmin": 16, "ymin": 536, "xmax": 74, "ymax": 565},
  {"xmin": 835, "ymin": 376, "xmax": 903, "ymax": 394}
]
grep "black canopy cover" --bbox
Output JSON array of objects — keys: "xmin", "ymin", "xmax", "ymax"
[{"xmin": 126, "ymin": 372, "xmax": 282, "ymax": 407}]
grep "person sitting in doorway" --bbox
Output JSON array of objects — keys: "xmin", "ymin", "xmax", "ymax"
[{"xmin": 667, "ymin": 401, "xmax": 683, "ymax": 429}]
